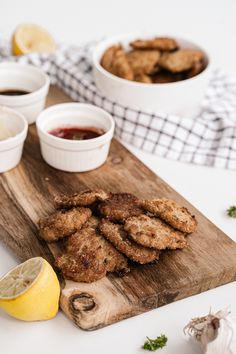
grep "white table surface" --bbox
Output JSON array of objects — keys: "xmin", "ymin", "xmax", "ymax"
[{"xmin": 1, "ymin": 0, "xmax": 236, "ymax": 353}]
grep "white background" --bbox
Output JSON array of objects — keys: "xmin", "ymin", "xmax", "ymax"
[{"xmin": 1, "ymin": 0, "xmax": 236, "ymax": 353}]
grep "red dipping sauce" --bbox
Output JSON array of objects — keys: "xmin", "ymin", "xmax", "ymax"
[{"xmin": 49, "ymin": 126, "xmax": 105, "ymax": 141}]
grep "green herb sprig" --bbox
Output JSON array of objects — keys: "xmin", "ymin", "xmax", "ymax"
[
  {"xmin": 227, "ymin": 206, "xmax": 236, "ymax": 218},
  {"xmin": 143, "ymin": 334, "xmax": 168, "ymax": 351}
]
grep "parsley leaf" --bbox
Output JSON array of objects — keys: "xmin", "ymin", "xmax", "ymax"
[
  {"xmin": 227, "ymin": 206, "xmax": 236, "ymax": 218},
  {"xmin": 143, "ymin": 334, "xmax": 168, "ymax": 351}
]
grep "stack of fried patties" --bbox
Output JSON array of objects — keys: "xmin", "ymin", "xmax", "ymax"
[
  {"xmin": 38, "ymin": 190, "xmax": 197, "ymax": 283},
  {"xmin": 101, "ymin": 36, "xmax": 206, "ymax": 83}
]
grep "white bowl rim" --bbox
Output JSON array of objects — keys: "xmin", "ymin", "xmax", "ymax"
[
  {"xmin": 93, "ymin": 33, "xmax": 212, "ymax": 87},
  {"xmin": 0, "ymin": 62, "xmax": 50, "ymax": 102},
  {"xmin": 0, "ymin": 105, "xmax": 28, "ymax": 145},
  {"xmin": 36, "ymin": 102, "xmax": 115, "ymax": 146}
]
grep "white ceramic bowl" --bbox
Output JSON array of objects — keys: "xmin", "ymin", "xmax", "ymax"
[
  {"xmin": 0, "ymin": 106, "xmax": 28, "ymax": 173},
  {"xmin": 0, "ymin": 62, "xmax": 50, "ymax": 125},
  {"xmin": 93, "ymin": 34, "xmax": 212, "ymax": 118},
  {"xmin": 36, "ymin": 103, "xmax": 115, "ymax": 172}
]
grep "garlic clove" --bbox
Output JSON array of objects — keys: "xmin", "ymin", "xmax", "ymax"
[{"xmin": 184, "ymin": 308, "xmax": 236, "ymax": 354}]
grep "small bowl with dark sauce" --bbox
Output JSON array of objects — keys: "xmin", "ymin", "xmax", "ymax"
[
  {"xmin": 0, "ymin": 62, "xmax": 50, "ymax": 124},
  {"xmin": 36, "ymin": 103, "xmax": 115, "ymax": 172}
]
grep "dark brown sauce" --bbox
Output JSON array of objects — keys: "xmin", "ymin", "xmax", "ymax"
[
  {"xmin": 0, "ymin": 89, "xmax": 30, "ymax": 96},
  {"xmin": 49, "ymin": 127, "xmax": 105, "ymax": 140}
]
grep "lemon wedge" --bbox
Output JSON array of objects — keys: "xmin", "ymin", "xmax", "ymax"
[
  {"xmin": 12, "ymin": 24, "xmax": 56, "ymax": 56},
  {"xmin": 0, "ymin": 257, "xmax": 60, "ymax": 321}
]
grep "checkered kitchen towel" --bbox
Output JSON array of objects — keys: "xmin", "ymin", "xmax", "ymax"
[{"xmin": 1, "ymin": 41, "xmax": 236, "ymax": 170}]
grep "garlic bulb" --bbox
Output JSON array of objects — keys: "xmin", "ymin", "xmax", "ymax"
[{"xmin": 184, "ymin": 309, "xmax": 236, "ymax": 354}]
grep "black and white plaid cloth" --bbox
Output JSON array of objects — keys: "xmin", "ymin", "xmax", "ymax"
[{"xmin": 1, "ymin": 41, "xmax": 236, "ymax": 170}]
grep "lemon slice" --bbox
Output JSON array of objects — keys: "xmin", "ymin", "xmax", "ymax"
[
  {"xmin": 0, "ymin": 257, "xmax": 60, "ymax": 321},
  {"xmin": 12, "ymin": 24, "xmax": 56, "ymax": 55}
]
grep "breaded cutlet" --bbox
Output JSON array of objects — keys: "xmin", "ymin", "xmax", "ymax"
[
  {"xmin": 101, "ymin": 45, "xmax": 121, "ymax": 74},
  {"xmin": 55, "ymin": 252, "xmax": 107, "ymax": 283},
  {"xmin": 54, "ymin": 189, "xmax": 110, "ymax": 209},
  {"xmin": 66, "ymin": 216, "xmax": 129, "ymax": 273},
  {"xmin": 38, "ymin": 207, "xmax": 91, "ymax": 242},
  {"xmin": 99, "ymin": 219, "xmax": 159, "ymax": 264},
  {"xmin": 126, "ymin": 50, "xmax": 160, "ymax": 75},
  {"xmin": 141, "ymin": 198, "xmax": 197, "ymax": 233},
  {"xmin": 124, "ymin": 214, "xmax": 187, "ymax": 250},
  {"xmin": 98, "ymin": 193, "xmax": 143, "ymax": 222},
  {"xmin": 101, "ymin": 45, "xmax": 134, "ymax": 81},
  {"xmin": 130, "ymin": 37, "xmax": 178, "ymax": 51},
  {"xmin": 55, "ymin": 216, "xmax": 129, "ymax": 283},
  {"xmin": 159, "ymin": 49, "xmax": 204, "ymax": 73}
]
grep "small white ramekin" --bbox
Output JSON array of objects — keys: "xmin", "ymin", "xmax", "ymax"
[
  {"xmin": 0, "ymin": 106, "xmax": 28, "ymax": 173},
  {"xmin": 93, "ymin": 33, "xmax": 212, "ymax": 118},
  {"xmin": 0, "ymin": 62, "xmax": 50, "ymax": 125},
  {"xmin": 36, "ymin": 103, "xmax": 115, "ymax": 172}
]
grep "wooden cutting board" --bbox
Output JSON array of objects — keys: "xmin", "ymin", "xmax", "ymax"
[{"xmin": 1, "ymin": 86, "xmax": 236, "ymax": 330}]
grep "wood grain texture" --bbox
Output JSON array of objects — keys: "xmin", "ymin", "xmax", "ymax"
[{"xmin": 1, "ymin": 86, "xmax": 236, "ymax": 330}]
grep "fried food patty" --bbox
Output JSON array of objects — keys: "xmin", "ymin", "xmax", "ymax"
[
  {"xmin": 55, "ymin": 216, "xmax": 129, "ymax": 282},
  {"xmin": 101, "ymin": 45, "xmax": 134, "ymax": 80},
  {"xmin": 151, "ymin": 70, "xmax": 186, "ymax": 83},
  {"xmin": 141, "ymin": 198, "xmax": 197, "ymax": 233},
  {"xmin": 101, "ymin": 45, "xmax": 119, "ymax": 73},
  {"xmin": 134, "ymin": 73, "xmax": 152, "ymax": 83},
  {"xmin": 66, "ymin": 217, "xmax": 129, "ymax": 273},
  {"xmin": 55, "ymin": 252, "xmax": 107, "ymax": 283},
  {"xmin": 159, "ymin": 49, "xmax": 204, "ymax": 73},
  {"xmin": 130, "ymin": 37, "xmax": 178, "ymax": 51},
  {"xmin": 38, "ymin": 207, "xmax": 91, "ymax": 242},
  {"xmin": 98, "ymin": 193, "xmax": 143, "ymax": 222},
  {"xmin": 124, "ymin": 214, "xmax": 187, "ymax": 250},
  {"xmin": 99, "ymin": 219, "xmax": 159, "ymax": 264},
  {"xmin": 127, "ymin": 50, "xmax": 160, "ymax": 75},
  {"xmin": 54, "ymin": 189, "xmax": 110, "ymax": 209},
  {"xmin": 186, "ymin": 60, "xmax": 205, "ymax": 78}
]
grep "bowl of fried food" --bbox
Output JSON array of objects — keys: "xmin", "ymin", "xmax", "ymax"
[{"xmin": 93, "ymin": 34, "xmax": 211, "ymax": 118}]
